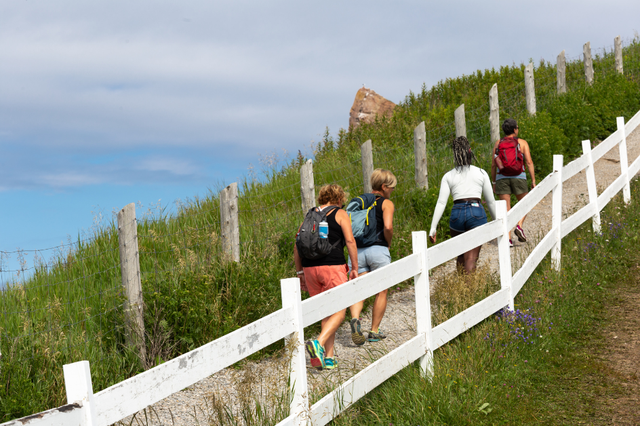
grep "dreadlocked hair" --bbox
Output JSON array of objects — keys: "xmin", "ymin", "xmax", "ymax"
[{"xmin": 451, "ymin": 136, "xmax": 476, "ymax": 171}]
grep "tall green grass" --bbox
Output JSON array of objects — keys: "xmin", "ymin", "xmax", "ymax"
[{"xmin": 1, "ymin": 39, "xmax": 640, "ymax": 421}]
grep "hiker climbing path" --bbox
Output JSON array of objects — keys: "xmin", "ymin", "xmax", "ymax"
[{"xmin": 118, "ymin": 126, "xmax": 640, "ymax": 425}]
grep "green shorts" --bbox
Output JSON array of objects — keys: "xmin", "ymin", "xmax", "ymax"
[{"xmin": 495, "ymin": 178, "xmax": 528, "ymax": 195}]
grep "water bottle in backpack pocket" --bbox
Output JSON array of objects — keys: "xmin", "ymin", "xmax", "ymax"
[{"xmin": 296, "ymin": 206, "xmax": 340, "ymax": 260}]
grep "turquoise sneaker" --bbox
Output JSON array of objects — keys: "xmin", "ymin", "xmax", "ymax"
[
  {"xmin": 324, "ymin": 357, "xmax": 337, "ymax": 370},
  {"xmin": 305, "ymin": 340, "xmax": 325, "ymax": 370}
]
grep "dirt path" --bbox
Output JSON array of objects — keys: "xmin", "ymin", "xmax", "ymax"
[
  {"xmin": 600, "ymin": 267, "xmax": 640, "ymax": 425},
  {"xmin": 119, "ymin": 126, "xmax": 640, "ymax": 425}
]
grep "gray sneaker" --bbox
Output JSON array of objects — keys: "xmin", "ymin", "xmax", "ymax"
[
  {"xmin": 367, "ymin": 329, "xmax": 387, "ymax": 342},
  {"xmin": 350, "ymin": 318, "xmax": 366, "ymax": 346}
]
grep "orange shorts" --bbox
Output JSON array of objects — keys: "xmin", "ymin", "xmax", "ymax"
[{"xmin": 303, "ymin": 264, "xmax": 348, "ymax": 297}]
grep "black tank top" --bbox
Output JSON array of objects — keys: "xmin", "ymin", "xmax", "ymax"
[
  {"xmin": 301, "ymin": 207, "xmax": 346, "ymax": 267},
  {"xmin": 372, "ymin": 195, "xmax": 389, "ymax": 247}
]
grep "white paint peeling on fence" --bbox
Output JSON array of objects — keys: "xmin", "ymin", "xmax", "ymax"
[
  {"xmin": 7, "ymin": 107, "xmax": 640, "ymax": 426},
  {"xmin": 94, "ymin": 307, "xmax": 296, "ymax": 426},
  {"xmin": 308, "ymin": 335, "xmax": 427, "ymax": 426},
  {"xmin": 0, "ymin": 403, "xmax": 84, "ymax": 426}
]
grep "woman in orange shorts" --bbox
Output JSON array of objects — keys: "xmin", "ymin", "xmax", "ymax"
[{"xmin": 294, "ymin": 184, "xmax": 358, "ymax": 370}]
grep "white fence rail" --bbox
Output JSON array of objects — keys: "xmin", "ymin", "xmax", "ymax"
[{"xmin": 6, "ymin": 110, "xmax": 640, "ymax": 426}]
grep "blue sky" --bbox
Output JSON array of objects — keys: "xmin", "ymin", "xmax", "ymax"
[{"xmin": 1, "ymin": 0, "xmax": 639, "ymax": 272}]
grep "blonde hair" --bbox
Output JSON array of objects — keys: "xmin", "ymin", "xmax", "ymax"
[
  {"xmin": 317, "ymin": 184, "xmax": 347, "ymax": 206},
  {"xmin": 370, "ymin": 169, "xmax": 397, "ymax": 191}
]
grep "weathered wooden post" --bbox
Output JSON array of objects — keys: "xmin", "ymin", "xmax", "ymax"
[
  {"xmin": 412, "ymin": 231, "xmax": 433, "ymax": 378},
  {"xmin": 220, "ymin": 182, "xmax": 240, "ymax": 263},
  {"xmin": 557, "ymin": 50, "xmax": 567, "ymax": 94},
  {"xmin": 583, "ymin": 41, "xmax": 594, "ymax": 85},
  {"xmin": 300, "ymin": 159, "xmax": 315, "ymax": 213},
  {"xmin": 117, "ymin": 203, "xmax": 146, "ymax": 363},
  {"xmin": 414, "ymin": 122, "xmax": 428, "ymax": 190},
  {"xmin": 582, "ymin": 140, "xmax": 601, "ymax": 234},
  {"xmin": 454, "ymin": 104, "xmax": 466, "ymax": 138},
  {"xmin": 496, "ymin": 200, "xmax": 514, "ymax": 311},
  {"xmin": 361, "ymin": 140, "xmax": 374, "ymax": 193},
  {"xmin": 281, "ymin": 278, "xmax": 309, "ymax": 424},
  {"xmin": 551, "ymin": 155, "xmax": 563, "ymax": 271},
  {"xmin": 617, "ymin": 117, "xmax": 631, "ymax": 204},
  {"xmin": 64, "ymin": 361, "xmax": 97, "ymax": 426},
  {"xmin": 489, "ymin": 84, "xmax": 500, "ymax": 143},
  {"xmin": 524, "ymin": 62, "xmax": 536, "ymax": 115},
  {"xmin": 615, "ymin": 35, "xmax": 623, "ymax": 74}
]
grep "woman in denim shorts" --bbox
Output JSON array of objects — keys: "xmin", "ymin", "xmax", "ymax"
[
  {"xmin": 429, "ymin": 137, "xmax": 497, "ymax": 273},
  {"xmin": 347, "ymin": 169, "xmax": 396, "ymax": 345}
]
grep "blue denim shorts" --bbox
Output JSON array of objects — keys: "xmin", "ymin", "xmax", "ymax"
[
  {"xmin": 449, "ymin": 202, "xmax": 488, "ymax": 233},
  {"xmin": 348, "ymin": 245, "xmax": 391, "ymax": 274}
]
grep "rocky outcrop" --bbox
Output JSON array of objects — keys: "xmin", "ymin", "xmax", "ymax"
[{"xmin": 349, "ymin": 87, "xmax": 396, "ymax": 129}]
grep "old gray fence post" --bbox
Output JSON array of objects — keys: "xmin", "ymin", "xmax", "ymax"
[
  {"xmin": 489, "ymin": 84, "xmax": 500, "ymax": 143},
  {"xmin": 615, "ymin": 35, "xmax": 623, "ymax": 74},
  {"xmin": 583, "ymin": 41, "xmax": 594, "ymax": 85},
  {"xmin": 300, "ymin": 159, "xmax": 315, "ymax": 213},
  {"xmin": 557, "ymin": 50, "xmax": 567, "ymax": 94},
  {"xmin": 220, "ymin": 182, "xmax": 240, "ymax": 263},
  {"xmin": 525, "ymin": 62, "xmax": 536, "ymax": 115},
  {"xmin": 414, "ymin": 121, "xmax": 428, "ymax": 190},
  {"xmin": 361, "ymin": 140, "xmax": 374, "ymax": 193},
  {"xmin": 117, "ymin": 203, "xmax": 146, "ymax": 364},
  {"xmin": 454, "ymin": 104, "xmax": 466, "ymax": 138}
]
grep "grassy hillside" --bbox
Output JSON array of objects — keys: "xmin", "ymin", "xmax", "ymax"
[{"xmin": 1, "ymin": 39, "xmax": 640, "ymax": 420}]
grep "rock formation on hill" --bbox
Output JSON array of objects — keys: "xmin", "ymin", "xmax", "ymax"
[{"xmin": 349, "ymin": 87, "xmax": 396, "ymax": 129}]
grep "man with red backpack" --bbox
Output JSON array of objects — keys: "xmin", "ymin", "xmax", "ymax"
[{"xmin": 491, "ymin": 118, "xmax": 536, "ymax": 246}]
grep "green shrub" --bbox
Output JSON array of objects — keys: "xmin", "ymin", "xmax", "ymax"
[
  {"xmin": 518, "ymin": 111, "xmax": 566, "ymax": 178},
  {"xmin": 547, "ymin": 73, "xmax": 640, "ymax": 157}
]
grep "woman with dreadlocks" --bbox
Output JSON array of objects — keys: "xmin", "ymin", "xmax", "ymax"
[{"xmin": 428, "ymin": 136, "xmax": 497, "ymax": 273}]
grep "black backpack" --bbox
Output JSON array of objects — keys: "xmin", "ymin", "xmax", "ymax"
[
  {"xmin": 345, "ymin": 194, "xmax": 380, "ymax": 247},
  {"xmin": 296, "ymin": 206, "xmax": 341, "ymax": 260}
]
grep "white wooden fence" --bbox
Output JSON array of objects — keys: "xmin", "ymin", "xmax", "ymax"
[{"xmin": 5, "ymin": 110, "xmax": 640, "ymax": 426}]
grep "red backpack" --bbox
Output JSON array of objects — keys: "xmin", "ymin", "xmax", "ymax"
[{"xmin": 495, "ymin": 136, "xmax": 524, "ymax": 176}]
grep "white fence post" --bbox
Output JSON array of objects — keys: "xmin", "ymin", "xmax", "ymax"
[
  {"xmin": 496, "ymin": 200, "xmax": 514, "ymax": 310},
  {"xmin": 412, "ymin": 231, "xmax": 433, "ymax": 378},
  {"xmin": 525, "ymin": 62, "xmax": 536, "ymax": 115},
  {"xmin": 617, "ymin": 117, "xmax": 631, "ymax": 204},
  {"xmin": 454, "ymin": 104, "xmax": 466, "ymax": 138},
  {"xmin": 220, "ymin": 182, "xmax": 240, "ymax": 263},
  {"xmin": 280, "ymin": 278, "xmax": 309, "ymax": 425},
  {"xmin": 300, "ymin": 159, "xmax": 316, "ymax": 214},
  {"xmin": 414, "ymin": 122, "xmax": 428, "ymax": 190},
  {"xmin": 489, "ymin": 84, "xmax": 500, "ymax": 144},
  {"xmin": 551, "ymin": 155, "xmax": 563, "ymax": 271},
  {"xmin": 615, "ymin": 35, "xmax": 623, "ymax": 74},
  {"xmin": 557, "ymin": 50, "xmax": 567, "ymax": 94},
  {"xmin": 117, "ymin": 203, "xmax": 146, "ymax": 364},
  {"xmin": 583, "ymin": 42, "xmax": 594, "ymax": 85},
  {"xmin": 582, "ymin": 140, "xmax": 601, "ymax": 234},
  {"xmin": 64, "ymin": 361, "xmax": 97, "ymax": 426},
  {"xmin": 361, "ymin": 140, "xmax": 374, "ymax": 193}
]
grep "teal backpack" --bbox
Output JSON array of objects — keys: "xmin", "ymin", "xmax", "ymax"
[{"xmin": 345, "ymin": 194, "xmax": 380, "ymax": 248}]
